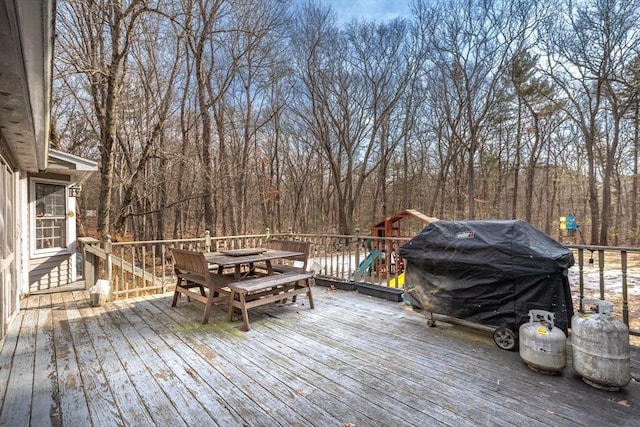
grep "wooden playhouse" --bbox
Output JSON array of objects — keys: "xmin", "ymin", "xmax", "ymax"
[{"xmin": 363, "ymin": 209, "xmax": 438, "ymax": 284}]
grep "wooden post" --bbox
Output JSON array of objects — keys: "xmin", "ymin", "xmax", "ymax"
[
  {"xmin": 79, "ymin": 237, "xmax": 100, "ymax": 289},
  {"xmin": 578, "ymin": 248, "xmax": 584, "ymax": 306},
  {"xmin": 84, "ymin": 244, "xmax": 94, "ymax": 290},
  {"xmin": 598, "ymin": 249, "xmax": 605, "ymax": 300},
  {"xmin": 621, "ymin": 250, "xmax": 629, "ymax": 327},
  {"xmin": 354, "ymin": 228, "xmax": 361, "ymax": 281},
  {"xmin": 205, "ymin": 230, "xmax": 211, "ymax": 252},
  {"xmin": 104, "ymin": 235, "xmax": 113, "ymax": 283}
]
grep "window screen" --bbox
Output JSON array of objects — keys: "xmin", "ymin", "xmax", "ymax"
[{"xmin": 35, "ymin": 183, "xmax": 67, "ymax": 250}]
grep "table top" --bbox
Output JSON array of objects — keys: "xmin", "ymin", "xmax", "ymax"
[
  {"xmin": 220, "ymin": 248, "xmax": 267, "ymax": 257},
  {"xmin": 204, "ymin": 249, "xmax": 303, "ymax": 267}
]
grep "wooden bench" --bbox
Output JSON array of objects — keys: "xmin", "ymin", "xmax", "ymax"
[
  {"xmin": 267, "ymin": 239, "xmax": 311, "ymax": 273},
  {"xmin": 169, "ymin": 248, "xmax": 232, "ymax": 323},
  {"xmin": 228, "ymin": 271, "xmax": 314, "ymax": 331}
]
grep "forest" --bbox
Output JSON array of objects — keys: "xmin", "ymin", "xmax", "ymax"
[{"xmin": 51, "ymin": 0, "xmax": 640, "ymax": 245}]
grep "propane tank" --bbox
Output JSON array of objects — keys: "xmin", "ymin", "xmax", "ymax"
[
  {"xmin": 519, "ymin": 310, "xmax": 567, "ymax": 374},
  {"xmin": 571, "ymin": 299, "xmax": 630, "ymax": 391}
]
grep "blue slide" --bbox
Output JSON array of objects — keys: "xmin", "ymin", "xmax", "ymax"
[{"xmin": 356, "ymin": 249, "xmax": 383, "ymax": 277}]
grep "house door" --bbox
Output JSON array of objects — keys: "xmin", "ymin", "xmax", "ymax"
[{"xmin": 0, "ymin": 155, "xmax": 18, "ymax": 340}]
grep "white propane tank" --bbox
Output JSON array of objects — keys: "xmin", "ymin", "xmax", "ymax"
[
  {"xmin": 571, "ymin": 299, "xmax": 631, "ymax": 391},
  {"xmin": 519, "ymin": 310, "xmax": 567, "ymax": 374}
]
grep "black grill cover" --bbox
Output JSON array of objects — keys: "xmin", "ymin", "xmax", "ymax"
[{"xmin": 399, "ymin": 220, "xmax": 574, "ymax": 333}]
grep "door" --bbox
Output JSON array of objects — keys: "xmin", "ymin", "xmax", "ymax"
[{"xmin": 0, "ymin": 154, "xmax": 18, "ymax": 339}]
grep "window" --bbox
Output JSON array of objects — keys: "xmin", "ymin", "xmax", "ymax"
[{"xmin": 34, "ymin": 182, "xmax": 67, "ymax": 250}]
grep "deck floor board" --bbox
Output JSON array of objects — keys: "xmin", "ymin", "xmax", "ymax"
[
  {"xmin": 390, "ymin": 305, "xmax": 625, "ymax": 424},
  {"xmin": 1, "ymin": 295, "xmax": 37, "ymax": 426},
  {"xmin": 50, "ymin": 292, "xmax": 92, "ymax": 426},
  {"xmin": 92, "ymin": 299, "xmax": 189, "ymax": 427},
  {"xmin": 140, "ymin": 294, "xmax": 337, "ymax": 426},
  {"xmin": 316, "ymin": 293, "xmax": 630, "ymax": 425},
  {"xmin": 255, "ymin": 300, "xmax": 547, "ymax": 426},
  {"xmin": 103, "ymin": 298, "xmax": 218, "ymax": 426},
  {"xmin": 0, "ymin": 305, "xmax": 25, "ymax": 425},
  {"xmin": 75, "ymin": 295, "xmax": 156, "ymax": 426},
  {"xmin": 255, "ymin": 316, "xmax": 503, "ymax": 427},
  {"xmin": 294, "ymin": 298, "xmax": 587, "ymax": 425},
  {"xmin": 0, "ymin": 287, "xmax": 638, "ymax": 427},
  {"xmin": 31, "ymin": 294, "xmax": 59, "ymax": 426},
  {"xmin": 127, "ymin": 294, "xmax": 279, "ymax": 426},
  {"xmin": 115, "ymin": 299, "xmax": 262, "ymax": 426},
  {"xmin": 113, "ymin": 298, "xmax": 245, "ymax": 427},
  {"xmin": 61, "ymin": 292, "xmax": 122, "ymax": 426}
]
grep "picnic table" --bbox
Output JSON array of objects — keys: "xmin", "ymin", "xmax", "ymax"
[
  {"xmin": 171, "ymin": 245, "xmax": 314, "ymax": 330},
  {"xmin": 204, "ymin": 248, "xmax": 305, "ymax": 279}
]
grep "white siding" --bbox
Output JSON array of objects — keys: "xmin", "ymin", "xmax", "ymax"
[{"xmin": 28, "ymin": 255, "xmax": 72, "ymax": 292}]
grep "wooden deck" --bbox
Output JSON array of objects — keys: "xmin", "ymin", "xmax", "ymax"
[{"xmin": 0, "ymin": 287, "xmax": 639, "ymax": 427}]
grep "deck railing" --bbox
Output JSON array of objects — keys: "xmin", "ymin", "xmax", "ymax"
[
  {"xmin": 565, "ymin": 244, "xmax": 640, "ymax": 336},
  {"xmin": 78, "ymin": 232, "xmax": 639, "ymax": 336}
]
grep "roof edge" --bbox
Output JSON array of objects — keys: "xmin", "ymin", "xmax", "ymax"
[{"xmin": 48, "ymin": 148, "xmax": 99, "ymax": 171}]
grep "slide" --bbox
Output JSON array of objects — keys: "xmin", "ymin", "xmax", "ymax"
[
  {"xmin": 357, "ymin": 249, "xmax": 383, "ymax": 277},
  {"xmin": 388, "ymin": 272, "xmax": 405, "ymax": 288}
]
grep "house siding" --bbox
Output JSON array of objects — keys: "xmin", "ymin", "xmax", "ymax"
[{"xmin": 28, "ymin": 255, "xmax": 72, "ymax": 292}]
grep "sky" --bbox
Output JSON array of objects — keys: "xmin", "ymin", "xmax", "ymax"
[{"xmin": 312, "ymin": 0, "xmax": 413, "ymax": 23}]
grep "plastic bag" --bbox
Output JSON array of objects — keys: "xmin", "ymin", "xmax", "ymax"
[{"xmin": 89, "ymin": 279, "xmax": 111, "ymax": 307}]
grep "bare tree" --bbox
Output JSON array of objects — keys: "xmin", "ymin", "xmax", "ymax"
[
  {"xmin": 111, "ymin": 14, "xmax": 182, "ymax": 237},
  {"xmin": 221, "ymin": 0, "xmax": 292, "ymax": 235},
  {"xmin": 508, "ymin": 51, "xmax": 560, "ymax": 222},
  {"xmin": 416, "ymin": 0, "xmax": 541, "ymax": 219},
  {"xmin": 545, "ymin": 0, "xmax": 640, "ymax": 244},
  {"xmin": 50, "ymin": 0, "xmax": 640, "ymax": 244},
  {"xmin": 626, "ymin": 57, "xmax": 640, "ymax": 244},
  {"xmin": 292, "ymin": 4, "xmax": 415, "ymax": 234},
  {"xmin": 56, "ymin": 0, "xmax": 151, "ymax": 236},
  {"xmin": 180, "ymin": 0, "xmax": 236, "ymax": 235}
]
